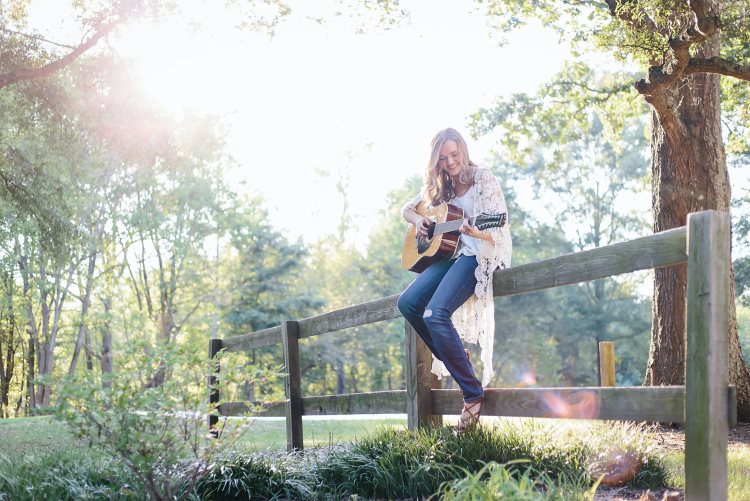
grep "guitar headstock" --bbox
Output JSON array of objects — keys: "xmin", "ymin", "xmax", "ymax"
[{"xmin": 474, "ymin": 212, "xmax": 507, "ymax": 231}]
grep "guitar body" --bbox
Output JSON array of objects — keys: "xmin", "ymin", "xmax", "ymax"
[{"xmin": 401, "ymin": 201, "xmax": 464, "ymax": 273}]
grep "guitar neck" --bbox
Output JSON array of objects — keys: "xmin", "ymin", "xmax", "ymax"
[{"xmin": 434, "ymin": 218, "xmax": 467, "ymax": 235}]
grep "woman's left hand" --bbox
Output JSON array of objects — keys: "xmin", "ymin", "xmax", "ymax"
[{"xmin": 459, "ymin": 219, "xmax": 480, "ymax": 238}]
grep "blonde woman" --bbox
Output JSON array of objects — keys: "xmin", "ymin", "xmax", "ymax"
[{"xmin": 397, "ymin": 128, "xmax": 512, "ymax": 432}]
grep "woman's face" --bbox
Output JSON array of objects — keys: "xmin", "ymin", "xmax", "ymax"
[{"xmin": 438, "ymin": 140, "xmax": 462, "ymax": 178}]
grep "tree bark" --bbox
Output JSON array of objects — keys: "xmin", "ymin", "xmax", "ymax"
[
  {"xmin": 336, "ymin": 358, "xmax": 346, "ymax": 394},
  {"xmin": 100, "ymin": 292, "xmax": 113, "ymax": 388},
  {"xmin": 643, "ymin": 35, "xmax": 750, "ymax": 420},
  {"xmin": 68, "ymin": 251, "xmax": 97, "ymax": 375}
]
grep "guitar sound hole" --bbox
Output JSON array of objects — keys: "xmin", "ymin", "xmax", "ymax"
[{"xmin": 416, "ymin": 236, "xmax": 432, "ymax": 254}]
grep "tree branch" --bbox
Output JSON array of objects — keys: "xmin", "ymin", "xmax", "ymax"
[
  {"xmin": 561, "ymin": 0, "xmax": 609, "ymax": 9},
  {"xmin": 687, "ymin": 0, "xmax": 716, "ymax": 29},
  {"xmin": 686, "ymin": 57, "xmax": 750, "ymax": 81},
  {"xmin": 553, "ymin": 80, "xmax": 635, "ymax": 102},
  {"xmin": 0, "ymin": 19, "xmax": 120, "ymax": 90},
  {"xmin": 0, "ymin": 28, "xmax": 76, "ymax": 49},
  {"xmin": 603, "ymin": 0, "xmax": 659, "ymax": 34}
]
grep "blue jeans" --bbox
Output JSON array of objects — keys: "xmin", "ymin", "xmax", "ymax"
[{"xmin": 397, "ymin": 255, "xmax": 484, "ymax": 403}]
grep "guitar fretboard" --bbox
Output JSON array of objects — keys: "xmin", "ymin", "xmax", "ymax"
[
  {"xmin": 432, "ymin": 212, "xmax": 506, "ymax": 236},
  {"xmin": 434, "ymin": 218, "xmax": 466, "ymax": 235}
]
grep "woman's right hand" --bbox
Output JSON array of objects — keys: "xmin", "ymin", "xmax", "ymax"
[{"xmin": 415, "ymin": 216, "xmax": 431, "ymax": 238}]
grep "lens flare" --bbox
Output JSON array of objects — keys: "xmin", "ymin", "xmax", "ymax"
[
  {"xmin": 588, "ymin": 448, "xmax": 643, "ymax": 487},
  {"xmin": 540, "ymin": 390, "xmax": 601, "ymax": 419},
  {"xmin": 518, "ymin": 370, "xmax": 537, "ymax": 386}
]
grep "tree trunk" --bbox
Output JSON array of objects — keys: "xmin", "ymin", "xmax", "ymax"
[
  {"xmin": 336, "ymin": 358, "xmax": 346, "ymax": 394},
  {"xmin": 100, "ymin": 293, "xmax": 113, "ymax": 388},
  {"xmin": 0, "ymin": 312, "xmax": 17, "ymax": 418},
  {"xmin": 643, "ymin": 36, "xmax": 750, "ymax": 420},
  {"xmin": 68, "ymin": 251, "xmax": 97, "ymax": 375}
]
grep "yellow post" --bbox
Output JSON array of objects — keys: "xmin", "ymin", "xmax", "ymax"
[{"xmin": 599, "ymin": 341, "xmax": 616, "ymax": 387}]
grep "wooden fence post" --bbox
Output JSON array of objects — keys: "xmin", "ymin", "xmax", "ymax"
[
  {"xmin": 282, "ymin": 320, "xmax": 303, "ymax": 451},
  {"xmin": 405, "ymin": 322, "xmax": 441, "ymax": 430},
  {"xmin": 598, "ymin": 341, "xmax": 615, "ymax": 387},
  {"xmin": 207, "ymin": 338, "xmax": 222, "ymax": 436},
  {"xmin": 685, "ymin": 210, "xmax": 730, "ymax": 500}
]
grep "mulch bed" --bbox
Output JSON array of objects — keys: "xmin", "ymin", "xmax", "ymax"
[
  {"xmin": 651, "ymin": 422, "xmax": 750, "ymax": 452},
  {"xmin": 593, "ymin": 423, "xmax": 750, "ymax": 501}
]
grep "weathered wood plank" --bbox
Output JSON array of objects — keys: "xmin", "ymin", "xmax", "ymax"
[
  {"xmin": 219, "ymin": 391, "xmax": 406, "ymax": 417},
  {"xmin": 219, "ymin": 400, "xmax": 286, "ymax": 417},
  {"xmin": 221, "ymin": 325, "xmax": 282, "ymax": 352},
  {"xmin": 219, "ymin": 228, "xmax": 688, "ymax": 349},
  {"xmin": 220, "ymin": 386, "xmax": 737, "ymax": 423},
  {"xmin": 297, "ymin": 294, "xmax": 401, "ymax": 339},
  {"xmin": 405, "ymin": 322, "xmax": 441, "ymax": 430},
  {"xmin": 685, "ymin": 211, "xmax": 730, "ymax": 501},
  {"xmin": 432, "ymin": 386, "xmax": 720, "ymax": 423},
  {"xmin": 283, "ymin": 321, "xmax": 303, "ymax": 451},
  {"xmin": 300, "ymin": 391, "xmax": 406, "ymax": 415},
  {"xmin": 599, "ymin": 341, "xmax": 616, "ymax": 387},
  {"xmin": 492, "ymin": 227, "xmax": 687, "ymax": 297}
]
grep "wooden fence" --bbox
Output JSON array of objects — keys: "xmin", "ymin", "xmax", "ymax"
[{"xmin": 209, "ymin": 210, "xmax": 736, "ymax": 500}]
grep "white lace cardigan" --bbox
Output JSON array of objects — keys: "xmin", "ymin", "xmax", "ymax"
[{"xmin": 402, "ymin": 167, "xmax": 512, "ymax": 385}]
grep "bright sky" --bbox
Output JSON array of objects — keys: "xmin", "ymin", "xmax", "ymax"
[{"xmin": 29, "ymin": 0, "xmax": 569, "ymax": 248}]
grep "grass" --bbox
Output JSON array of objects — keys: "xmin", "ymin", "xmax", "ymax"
[
  {"xmin": 198, "ymin": 419, "xmax": 669, "ymax": 500},
  {"xmin": 233, "ymin": 416, "xmax": 407, "ymax": 450},
  {"xmin": 0, "ymin": 415, "xmax": 81, "ymax": 460},
  {"xmin": 659, "ymin": 446, "xmax": 750, "ymax": 501},
  {"xmin": 14, "ymin": 414, "xmax": 746, "ymax": 500}
]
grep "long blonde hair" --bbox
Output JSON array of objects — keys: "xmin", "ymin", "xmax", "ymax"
[{"xmin": 423, "ymin": 128, "xmax": 477, "ymax": 206}]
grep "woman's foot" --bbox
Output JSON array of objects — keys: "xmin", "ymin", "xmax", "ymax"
[{"xmin": 457, "ymin": 397, "xmax": 483, "ymax": 433}]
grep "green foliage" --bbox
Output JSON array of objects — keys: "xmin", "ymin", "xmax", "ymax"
[
  {"xmin": 0, "ymin": 416, "xmax": 673, "ymax": 499},
  {"xmin": 0, "ymin": 449, "xmax": 139, "ymax": 501},
  {"xmin": 437, "ymin": 460, "xmax": 593, "ymax": 501},
  {"xmin": 49, "ymin": 342, "xmax": 276, "ymax": 501},
  {"xmin": 479, "ymin": 102, "xmax": 652, "ymax": 387},
  {"xmin": 471, "ymin": 63, "xmax": 648, "ymax": 167},
  {"xmin": 223, "ymin": 195, "xmax": 322, "ymax": 334},
  {"xmin": 475, "ymin": 0, "xmax": 750, "ymax": 175},
  {"xmin": 196, "ymin": 450, "xmax": 318, "ymax": 500},
  {"xmin": 314, "ymin": 421, "xmax": 666, "ymax": 499}
]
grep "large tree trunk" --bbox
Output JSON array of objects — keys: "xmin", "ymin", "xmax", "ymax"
[{"xmin": 643, "ymin": 36, "xmax": 750, "ymax": 420}]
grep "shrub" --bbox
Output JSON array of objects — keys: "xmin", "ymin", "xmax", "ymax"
[
  {"xmin": 0, "ymin": 450, "xmax": 140, "ymax": 500},
  {"xmin": 48, "ymin": 342, "xmax": 279, "ymax": 501},
  {"xmin": 196, "ymin": 450, "xmax": 318, "ymax": 500},
  {"xmin": 313, "ymin": 420, "xmax": 667, "ymax": 499}
]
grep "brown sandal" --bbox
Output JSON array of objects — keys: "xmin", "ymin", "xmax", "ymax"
[{"xmin": 457, "ymin": 397, "xmax": 484, "ymax": 433}]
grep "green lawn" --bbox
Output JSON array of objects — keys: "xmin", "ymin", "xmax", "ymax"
[
  {"xmin": 0, "ymin": 415, "xmax": 84, "ymax": 460},
  {"xmin": 0, "ymin": 415, "xmax": 408, "ymax": 457},
  {"xmin": 233, "ymin": 416, "xmax": 407, "ymax": 450},
  {"xmin": 657, "ymin": 447, "xmax": 750, "ymax": 501}
]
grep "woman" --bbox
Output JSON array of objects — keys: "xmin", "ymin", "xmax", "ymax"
[{"xmin": 397, "ymin": 128, "xmax": 512, "ymax": 432}]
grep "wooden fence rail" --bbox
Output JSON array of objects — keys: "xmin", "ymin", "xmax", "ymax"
[{"xmin": 208, "ymin": 210, "xmax": 735, "ymax": 501}]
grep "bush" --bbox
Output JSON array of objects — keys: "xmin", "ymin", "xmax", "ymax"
[
  {"xmin": 48, "ymin": 342, "xmax": 279, "ymax": 501},
  {"xmin": 0, "ymin": 450, "xmax": 140, "ymax": 500},
  {"xmin": 196, "ymin": 450, "xmax": 318, "ymax": 500},
  {"xmin": 313, "ymin": 421, "xmax": 667, "ymax": 499}
]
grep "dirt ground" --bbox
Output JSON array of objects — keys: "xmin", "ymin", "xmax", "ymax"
[{"xmin": 593, "ymin": 423, "xmax": 750, "ymax": 501}]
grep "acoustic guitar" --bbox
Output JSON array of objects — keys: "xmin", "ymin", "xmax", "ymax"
[{"xmin": 401, "ymin": 200, "xmax": 507, "ymax": 273}]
